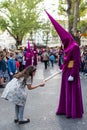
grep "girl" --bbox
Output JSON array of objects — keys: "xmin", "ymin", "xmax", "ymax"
[{"xmin": 1, "ymin": 66, "xmax": 45, "ymax": 124}]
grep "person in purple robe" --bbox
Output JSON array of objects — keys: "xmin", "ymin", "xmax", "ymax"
[
  {"xmin": 45, "ymin": 11, "xmax": 84, "ymax": 118},
  {"xmin": 25, "ymin": 41, "xmax": 32, "ymax": 68},
  {"xmin": 33, "ymin": 43, "xmax": 38, "ymax": 66}
]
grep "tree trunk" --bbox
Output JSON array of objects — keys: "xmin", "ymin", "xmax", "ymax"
[
  {"xmin": 73, "ymin": 0, "xmax": 80, "ymax": 35},
  {"xmin": 6, "ymin": 28, "xmax": 22, "ymax": 49},
  {"xmin": 16, "ymin": 36, "xmax": 22, "ymax": 49},
  {"xmin": 6, "ymin": 27, "xmax": 16, "ymax": 40},
  {"xmin": 66, "ymin": 0, "xmax": 72, "ymax": 33}
]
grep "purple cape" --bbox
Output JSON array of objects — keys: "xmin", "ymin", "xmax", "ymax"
[
  {"xmin": 33, "ymin": 43, "xmax": 38, "ymax": 66},
  {"xmin": 33, "ymin": 50, "xmax": 38, "ymax": 66},
  {"xmin": 25, "ymin": 50, "xmax": 32, "ymax": 67}
]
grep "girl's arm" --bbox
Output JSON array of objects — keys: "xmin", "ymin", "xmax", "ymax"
[{"xmin": 27, "ymin": 82, "xmax": 45, "ymax": 90}]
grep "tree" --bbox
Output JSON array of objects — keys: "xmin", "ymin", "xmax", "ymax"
[
  {"xmin": 78, "ymin": 0, "xmax": 87, "ymax": 33},
  {"xmin": 58, "ymin": 0, "xmax": 87, "ymax": 45},
  {"xmin": 58, "ymin": 0, "xmax": 87, "ymax": 34},
  {"xmin": 0, "ymin": 0, "xmax": 43, "ymax": 48},
  {"xmin": 66, "ymin": 0, "xmax": 72, "ymax": 33},
  {"xmin": 73, "ymin": 0, "xmax": 80, "ymax": 34}
]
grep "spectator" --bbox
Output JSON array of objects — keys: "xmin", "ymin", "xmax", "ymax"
[
  {"xmin": 42, "ymin": 49, "xmax": 49, "ymax": 69},
  {"xmin": 49, "ymin": 53, "xmax": 55, "ymax": 67},
  {"xmin": 8, "ymin": 52, "xmax": 17, "ymax": 80},
  {"xmin": 0, "ymin": 51, "xmax": 6, "ymax": 87}
]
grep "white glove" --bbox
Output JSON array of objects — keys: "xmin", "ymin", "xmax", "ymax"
[
  {"xmin": 59, "ymin": 69, "xmax": 62, "ymax": 73},
  {"xmin": 68, "ymin": 75, "xmax": 74, "ymax": 81},
  {"xmin": 10, "ymin": 72, "xmax": 13, "ymax": 75}
]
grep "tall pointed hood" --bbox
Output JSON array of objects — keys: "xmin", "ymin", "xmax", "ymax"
[
  {"xmin": 45, "ymin": 10, "xmax": 76, "ymax": 53},
  {"xmin": 27, "ymin": 41, "xmax": 31, "ymax": 52}
]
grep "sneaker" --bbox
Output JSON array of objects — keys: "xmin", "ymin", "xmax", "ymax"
[{"xmin": 19, "ymin": 119, "xmax": 30, "ymax": 124}]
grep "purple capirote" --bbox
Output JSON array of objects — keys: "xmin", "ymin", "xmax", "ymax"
[
  {"xmin": 25, "ymin": 41, "xmax": 32, "ymax": 67},
  {"xmin": 33, "ymin": 43, "xmax": 38, "ymax": 66}
]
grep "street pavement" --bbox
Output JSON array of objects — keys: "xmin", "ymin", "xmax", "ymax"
[{"xmin": 0, "ymin": 62, "xmax": 87, "ymax": 130}]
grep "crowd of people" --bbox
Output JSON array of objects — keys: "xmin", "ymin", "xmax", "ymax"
[
  {"xmin": 0, "ymin": 42, "xmax": 62, "ymax": 88},
  {"xmin": 80, "ymin": 45, "xmax": 87, "ymax": 75},
  {"xmin": 1, "ymin": 43, "xmax": 87, "ymax": 87}
]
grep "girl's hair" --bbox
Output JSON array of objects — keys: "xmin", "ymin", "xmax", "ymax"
[{"xmin": 14, "ymin": 66, "xmax": 36, "ymax": 84}]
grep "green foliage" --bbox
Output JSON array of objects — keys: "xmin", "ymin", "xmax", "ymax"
[
  {"xmin": 0, "ymin": 16, "xmax": 8, "ymax": 31},
  {"xmin": 58, "ymin": 0, "xmax": 67, "ymax": 16},
  {"xmin": 78, "ymin": 20, "xmax": 87, "ymax": 33},
  {"xmin": 0, "ymin": 0, "xmax": 43, "ymax": 45},
  {"xmin": 80, "ymin": 1, "xmax": 87, "ymax": 17},
  {"xmin": 51, "ymin": 28, "xmax": 58, "ymax": 37},
  {"xmin": 58, "ymin": 0, "xmax": 87, "ymax": 33}
]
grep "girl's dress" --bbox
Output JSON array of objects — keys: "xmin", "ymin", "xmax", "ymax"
[{"xmin": 1, "ymin": 77, "xmax": 31, "ymax": 106}]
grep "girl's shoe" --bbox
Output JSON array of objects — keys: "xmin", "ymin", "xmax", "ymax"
[
  {"xmin": 14, "ymin": 119, "xmax": 18, "ymax": 123},
  {"xmin": 19, "ymin": 119, "xmax": 30, "ymax": 124}
]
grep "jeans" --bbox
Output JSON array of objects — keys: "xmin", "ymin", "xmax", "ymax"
[
  {"xmin": 15, "ymin": 104, "xmax": 25, "ymax": 121},
  {"xmin": 50, "ymin": 60, "xmax": 54, "ymax": 67},
  {"xmin": 44, "ymin": 61, "xmax": 48, "ymax": 69}
]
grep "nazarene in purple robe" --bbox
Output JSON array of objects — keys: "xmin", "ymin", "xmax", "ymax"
[
  {"xmin": 33, "ymin": 43, "xmax": 38, "ymax": 66},
  {"xmin": 45, "ymin": 11, "xmax": 84, "ymax": 118},
  {"xmin": 25, "ymin": 41, "xmax": 32, "ymax": 67}
]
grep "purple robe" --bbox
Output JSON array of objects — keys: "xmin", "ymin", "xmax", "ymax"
[
  {"xmin": 25, "ymin": 41, "xmax": 33, "ymax": 68},
  {"xmin": 56, "ymin": 44, "xmax": 84, "ymax": 118},
  {"xmin": 33, "ymin": 50, "xmax": 38, "ymax": 66},
  {"xmin": 33, "ymin": 43, "xmax": 38, "ymax": 66},
  {"xmin": 25, "ymin": 51, "xmax": 32, "ymax": 67},
  {"xmin": 45, "ymin": 10, "xmax": 84, "ymax": 118}
]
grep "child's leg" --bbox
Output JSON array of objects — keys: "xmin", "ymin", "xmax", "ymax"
[
  {"xmin": 15, "ymin": 105, "xmax": 19, "ymax": 120},
  {"xmin": 18, "ymin": 105, "xmax": 25, "ymax": 121},
  {"xmin": 18, "ymin": 105, "xmax": 30, "ymax": 124}
]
